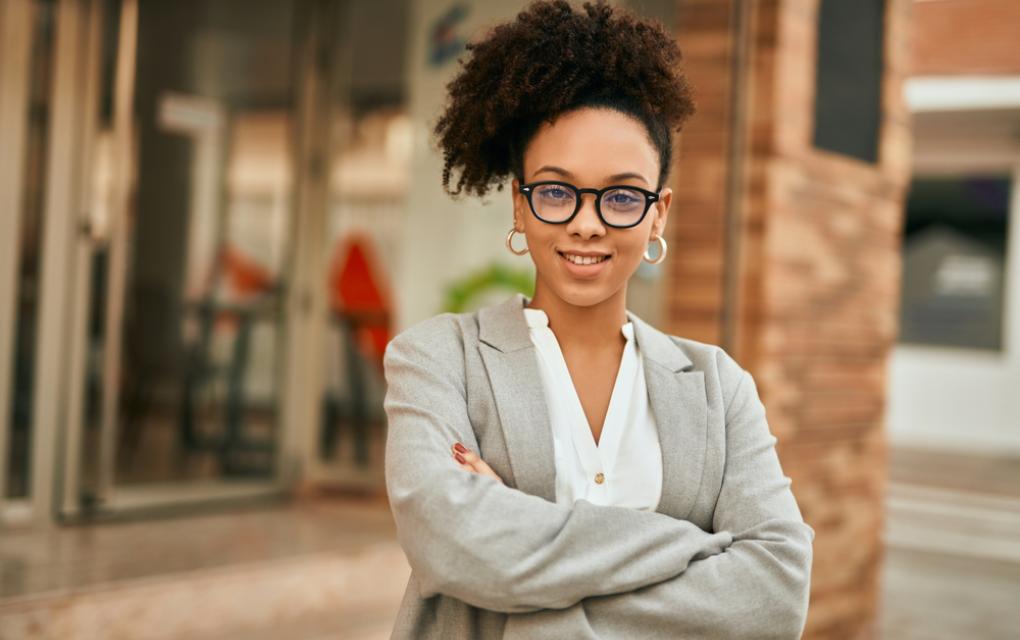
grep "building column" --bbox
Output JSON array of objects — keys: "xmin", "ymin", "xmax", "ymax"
[{"xmin": 667, "ymin": 1, "xmax": 913, "ymax": 637}]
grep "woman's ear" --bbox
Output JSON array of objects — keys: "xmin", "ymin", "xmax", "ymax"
[{"xmin": 652, "ymin": 187, "xmax": 672, "ymax": 238}]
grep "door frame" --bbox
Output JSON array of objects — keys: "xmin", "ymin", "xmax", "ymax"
[{"xmin": 0, "ymin": 0, "xmax": 35, "ymax": 528}]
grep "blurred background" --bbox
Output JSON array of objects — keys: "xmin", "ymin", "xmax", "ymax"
[{"xmin": 0, "ymin": 0, "xmax": 1017, "ymax": 638}]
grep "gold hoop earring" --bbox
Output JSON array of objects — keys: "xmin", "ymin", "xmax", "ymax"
[
  {"xmin": 643, "ymin": 235, "xmax": 667, "ymax": 264},
  {"xmin": 506, "ymin": 228, "xmax": 529, "ymax": 256}
]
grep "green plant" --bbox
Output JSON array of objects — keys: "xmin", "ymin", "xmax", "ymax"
[{"xmin": 441, "ymin": 263, "xmax": 535, "ymax": 313}]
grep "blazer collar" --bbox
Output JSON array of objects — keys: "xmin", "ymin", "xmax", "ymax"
[
  {"xmin": 478, "ymin": 292, "xmax": 693, "ymax": 371},
  {"xmin": 477, "ymin": 293, "xmax": 705, "ymax": 520}
]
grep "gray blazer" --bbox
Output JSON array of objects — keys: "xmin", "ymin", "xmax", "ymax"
[{"xmin": 383, "ymin": 293, "xmax": 814, "ymax": 639}]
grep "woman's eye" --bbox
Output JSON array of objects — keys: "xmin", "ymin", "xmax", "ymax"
[
  {"xmin": 608, "ymin": 193, "xmax": 639, "ymax": 206},
  {"xmin": 539, "ymin": 187, "xmax": 570, "ymax": 200}
]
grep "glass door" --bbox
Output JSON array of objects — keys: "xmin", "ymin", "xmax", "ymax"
[
  {"xmin": 58, "ymin": 0, "xmax": 329, "ymax": 518},
  {"xmin": 310, "ymin": 0, "xmax": 410, "ymax": 489}
]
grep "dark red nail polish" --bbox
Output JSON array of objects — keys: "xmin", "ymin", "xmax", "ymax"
[
  {"xmin": 454, "ymin": 452, "xmax": 466, "ymax": 464},
  {"xmin": 453, "ymin": 442, "xmax": 467, "ymax": 454}
]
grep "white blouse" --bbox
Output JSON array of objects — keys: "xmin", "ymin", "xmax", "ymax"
[{"xmin": 523, "ymin": 306, "xmax": 663, "ymax": 511}]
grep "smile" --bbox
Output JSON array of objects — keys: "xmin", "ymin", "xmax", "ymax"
[{"xmin": 558, "ymin": 251, "xmax": 610, "ymax": 265}]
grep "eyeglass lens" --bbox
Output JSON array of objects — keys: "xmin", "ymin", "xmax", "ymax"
[{"xmin": 531, "ymin": 184, "xmax": 648, "ymax": 226}]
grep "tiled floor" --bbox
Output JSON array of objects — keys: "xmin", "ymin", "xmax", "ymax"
[
  {"xmin": 880, "ymin": 547, "xmax": 1020, "ymax": 640},
  {"xmin": 880, "ymin": 446, "xmax": 1020, "ymax": 640},
  {"xmin": 0, "ymin": 495, "xmax": 410, "ymax": 640},
  {"xmin": 1, "ymin": 495, "xmax": 396, "ymax": 600},
  {"xmin": 1, "ymin": 447, "xmax": 1018, "ymax": 639}
]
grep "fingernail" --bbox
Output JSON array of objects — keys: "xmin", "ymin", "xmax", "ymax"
[
  {"xmin": 454, "ymin": 452, "xmax": 466, "ymax": 464},
  {"xmin": 453, "ymin": 442, "xmax": 467, "ymax": 454}
]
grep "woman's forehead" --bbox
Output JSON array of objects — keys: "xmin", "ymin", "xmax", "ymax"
[
  {"xmin": 524, "ymin": 108, "xmax": 659, "ymax": 184},
  {"xmin": 526, "ymin": 164, "xmax": 653, "ymax": 188}
]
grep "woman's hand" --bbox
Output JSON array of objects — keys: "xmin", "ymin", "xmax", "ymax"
[{"xmin": 452, "ymin": 442, "xmax": 504, "ymax": 485}]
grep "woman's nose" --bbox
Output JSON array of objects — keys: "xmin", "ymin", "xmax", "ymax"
[{"xmin": 566, "ymin": 193, "xmax": 606, "ymax": 238}]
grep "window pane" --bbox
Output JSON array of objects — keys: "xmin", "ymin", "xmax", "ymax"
[{"xmin": 898, "ymin": 176, "xmax": 1011, "ymax": 350}]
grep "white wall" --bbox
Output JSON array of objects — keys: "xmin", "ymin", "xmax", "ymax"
[{"xmin": 394, "ymin": 0, "xmax": 533, "ymax": 332}]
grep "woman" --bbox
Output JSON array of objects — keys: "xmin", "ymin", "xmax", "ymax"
[{"xmin": 382, "ymin": 1, "xmax": 814, "ymax": 638}]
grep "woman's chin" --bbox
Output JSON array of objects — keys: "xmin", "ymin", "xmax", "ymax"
[{"xmin": 545, "ymin": 282, "xmax": 619, "ymax": 309}]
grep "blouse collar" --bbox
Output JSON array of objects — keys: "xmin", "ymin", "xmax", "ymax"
[
  {"xmin": 478, "ymin": 293, "xmax": 693, "ymax": 371},
  {"xmin": 522, "ymin": 306, "xmax": 634, "ymax": 341}
]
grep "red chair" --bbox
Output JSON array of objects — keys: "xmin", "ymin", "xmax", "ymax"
[{"xmin": 322, "ymin": 233, "xmax": 392, "ymax": 463}]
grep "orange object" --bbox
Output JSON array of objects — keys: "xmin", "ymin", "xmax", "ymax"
[
  {"xmin": 329, "ymin": 233, "xmax": 392, "ymax": 364},
  {"xmin": 221, "ymin": 246, "xmax": 273, "ymax": 296}
]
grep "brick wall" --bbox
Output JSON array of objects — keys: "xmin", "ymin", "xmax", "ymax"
[
  {"xmin": 912, "ymin": 0, "xmax": 1020, "ymax": 75},
  {"xmin": 667, "ymin": 0, "xmax": 734, "ymax": 345},
  {"xmin": 667, "ymin": 1, "xmax": 913, "ymax": 637}
]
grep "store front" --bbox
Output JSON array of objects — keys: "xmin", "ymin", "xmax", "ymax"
[
  {"xmin": 0, "ymin": 0, "xmax": 674, "ymax": 529},
  {"xmin": 0, "ymin": 0, "xmax": 412, "ymax": 527}
]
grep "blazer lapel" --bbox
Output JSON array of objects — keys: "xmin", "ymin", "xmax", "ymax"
[
  {"xmin": 477, "ymin": 294, "xmax": 557, "ymax": 502},
  {"xmin": 627, "ymin": 311, "xmax": 708, "ymax": 521},
  {"xmin": 476, "ymin": 293, "xmax": 709, "ymax": 522}
]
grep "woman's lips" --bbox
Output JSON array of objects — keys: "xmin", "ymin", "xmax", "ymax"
[{"xmin": 557, "ymin": 250, "xmax": 611, "ymax": 278}]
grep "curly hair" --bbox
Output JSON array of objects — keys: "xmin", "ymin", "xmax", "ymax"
[{"xmin": 433, "ymin": 0, "xmax": 695, "ymax": 200}]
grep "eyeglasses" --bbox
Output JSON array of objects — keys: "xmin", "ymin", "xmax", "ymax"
[{"xmin": 518, "ymin": 180, "xmax": 660, "ymax": 229}]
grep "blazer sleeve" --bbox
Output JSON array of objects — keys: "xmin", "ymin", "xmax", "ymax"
[
  {"xmin": 382, "ymin": 317, "xmax": 734, "ymax": 614},
  {"xmin": 502, "ymin": 352, "xmax": 815, "ymax": 639}
]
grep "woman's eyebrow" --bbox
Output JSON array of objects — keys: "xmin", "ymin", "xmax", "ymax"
[{"xmin": 532, "ymin": 165, "xmax": 650, "ymax": 186}]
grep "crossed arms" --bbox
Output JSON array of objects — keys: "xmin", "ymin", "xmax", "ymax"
[{"xmin": 382, "ymin": 320, "xmax": 814, "ymax": 638}]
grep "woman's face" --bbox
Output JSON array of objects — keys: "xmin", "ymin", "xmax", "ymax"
[{"xmin": 511, "ymin": 107, "xmax": 671, "ymax": 309}]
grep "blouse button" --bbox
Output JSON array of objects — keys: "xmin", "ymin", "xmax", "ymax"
[{"xmin": 594, "ymin": 472, "xmax": 605, "ymax": 484}]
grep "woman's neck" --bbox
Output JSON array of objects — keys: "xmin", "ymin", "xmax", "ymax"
[{"xmin": 526, "ymin": 284, "xmax": 628, "ymax": 350}]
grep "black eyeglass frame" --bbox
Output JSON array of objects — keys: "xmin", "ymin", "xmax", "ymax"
[{"xmin": 518, "ymin": 180, "xmax": 661, "ymax": 229}]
